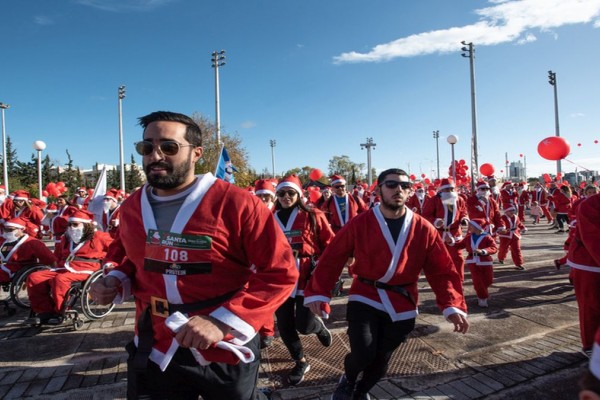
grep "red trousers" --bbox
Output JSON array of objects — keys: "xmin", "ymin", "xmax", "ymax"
[
  {"xmin": 445, "ymin": 243, "xmax": 466, "ymax": 282},
  {"xmin": 468, "ymin": 264, "xmax": 494, "ymax": 299},
  {"xmin": 541, "ymin": 205, "xmax": 553, "ymax": 222},
  {"xmin": 498, "ymin": 237, "xmax": 524, "ymax": 266},
  {"xmin": 27, "ymin": 269, "xmax": 90, "ymax": 314},
  {"xmin": 572, "ymin": 268, "xmax": 600, "ymax": 350}
]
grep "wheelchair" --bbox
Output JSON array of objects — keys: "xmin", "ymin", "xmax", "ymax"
[{"xmin": 12, "ymin": 266, "xmax": 115, "ymax": 330}]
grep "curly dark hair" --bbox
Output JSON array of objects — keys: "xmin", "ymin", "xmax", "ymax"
[{"xmin": 138, "ymin": 111, "xmax": 202, "ymax": 147}]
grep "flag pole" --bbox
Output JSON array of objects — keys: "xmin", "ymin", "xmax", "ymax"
[{"xmin": 214, "ymin": 142, "xmax": 225, "ymax": 176}]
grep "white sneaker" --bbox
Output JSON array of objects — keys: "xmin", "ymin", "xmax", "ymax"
[{"xmin": 478, "ymin": 298, "xmax": 488, "ymax": 307}]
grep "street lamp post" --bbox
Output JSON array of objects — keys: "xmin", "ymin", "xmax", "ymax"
[
  {"xmin": 548, "ymin": 70, "xmax": 561, "ymax": 175},
  {"xmin": 270, "ymin": 139, "xmax": 276, "ymax": 178},
  {"xmin": 360, "ymin": 137, "xmax": 377, "ymax": 186},
  {"xmin": 433, "ymin": 130, "xmax": 440, "ymax": 179},
  {"xmin": 33, "ymin": 140, "xmax": 46, "ymax": 199},
  {"xmin": 461, "ymin": 41, "xmax": 479, "ymax": 192},
  {"xmin": 447, "ymin": 135, "xmax": 458, "ymax": 183},
  {"xmin": 211, "ymin": 50, "xmax": 226, "ymax": 145},
  {"xmin": 118, "ymin": 85, "xmax": 126, "ymax": 193},
  {"xmin": 0, "ymin": 102, "xmax": 9, "ymax": 193}
]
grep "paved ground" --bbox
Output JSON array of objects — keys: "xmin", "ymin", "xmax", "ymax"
[{"xmin": 0, "ymin": 219, "xmax": 590, "ymax": 399}]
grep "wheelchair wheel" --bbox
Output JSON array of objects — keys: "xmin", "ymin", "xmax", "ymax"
[
  {"xmin": 81, "ymin": 270, "xmax": 115, "ymax": 320},
  {"xmin": 10, "ymin": 265, "xmax": 51, "ymax": 309}
]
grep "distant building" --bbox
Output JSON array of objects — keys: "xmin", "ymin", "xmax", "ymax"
[{"xmin": 508, "ymin": 161, "xmax": 525, "ymax": 182}]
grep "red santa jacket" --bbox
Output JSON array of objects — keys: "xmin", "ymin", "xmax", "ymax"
[
  {"xmin": 466, "ymin": 195, "xmax": 504, "ymax": 231},
  {"xmin": 553, "ymin": 190, "xmax": 573, "ymax": 215},
  {"xmin": 453, "ymin": 233, "xmax": 497, "ymax": 266},
  {"xmin": 304, "ymin": 207, "xmax": 467, "ymax": 322},
  {"xmin": 422, "ymin": 194, "xmax": 468, "ymax": 243},
  {"xmin": 274, "ymin": 207, "xmax": 335, "ymax": 296},
  {"xmin": 56, "ymin": 230, "xmax": 113, "ymax": 274},
  {"xmin": 532, "ymin": 188, "xmax": 550, "ymax": 206},
  {"xmin": 567, "ymin": 194, "xmax": 600, "ymax": 272},
  {"xmin": 0, "ymin": 235, "xmax": 57, "ymax": 280},
  {"xmin": 498, "ymin": 214, "xmax": 525, "ymax": 240},
  {"xmin": 0, "ymin": 199, "xmax": 44, "ymax": 236},
  {"xmin": 500, "ymin": 189, "xmax": 518, "ymax": 210},
  {"xmin": 406, "ymin": 194, "xmax": 430, "ymax": 215},
  {"xmin": 102, "ymin": 205, "xmax": 121, "ymax": 238},
  {"xmin": 104, "ymin": 174, "xmax": 298, "ymax": 370},
  {"xmin": 321, "ymin": 193, "xmax": 367, "ymax": 233},
  {"xmin": 518, "ymin": 190, "xmax": 531, "ymax": 207}
]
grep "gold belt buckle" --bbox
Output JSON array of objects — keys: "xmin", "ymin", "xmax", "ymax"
[{"xmin": 150, "ymin": 296, "xmax": 170, "ymax": 318}]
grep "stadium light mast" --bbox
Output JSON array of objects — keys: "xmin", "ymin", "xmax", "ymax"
[
  {"xmin": 360, "ymin": 137, "xmax": 376, "ymax": 186},
  {"xmin": 270, "ymin": 139, "xmax": 276, "ymax": 178},
  {"xmin": 118, "ymin": 85, "xmax": 126, "ymax": 193},
  {"xmin": 548, "ymin": 70, "xmax": 561, "ymax": 175},
  {"xmin": 211, "ymin": 50, "xmax": 226, "ymax": 145},
  {"xmin": 433, "ymin": 130, "xmax": 440, "ymax": 179},
  {"xmin": 461, "ymin": 41, "xmax": 479, "ymax": 190},
  {"xmin": 0, "ymin": 102, "xmax": 9, "ymax": 193}
]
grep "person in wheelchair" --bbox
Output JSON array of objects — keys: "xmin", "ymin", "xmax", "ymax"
[
  {"xmin": 0, "ymin": 217, "xmax": 57, "ymax": 284},
  {"xmin": 25, "ymin": 208, "xmax": 112, "ymax": 325}
]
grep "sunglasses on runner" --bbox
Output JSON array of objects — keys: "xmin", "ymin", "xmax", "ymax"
[
  {"xmin": 276, "ymin": 190, "xmax": 298, "ymax": 197},
  {"xmin": 134, "ymin": 140, "xmax": 194, "ymax": 156},
  {"xmin": 379, "ymin": 180, "xmax": 412, "ymax": 190}
]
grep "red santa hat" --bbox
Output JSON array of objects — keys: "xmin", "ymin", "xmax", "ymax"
[
  {"xmin": 468, "ymin": 218, "xmax": 487, "ymax": 233},
  {"xmin": 77, "ymin": 187, "xmax": 87, "ymax": 193},
  {"xmin": 46, "ymin": 203, "xmax": 58, "ymax": 212},
  {"xmin": 476, "ymin": 181, "xmax": 490, "ymax": 190},
  {"xmin": 104, "ymin": 189, "xmax": 119, "ymax": 202},
  {"xmin": 254, "ymin": 179, "xmax": 276, "ymax": 198},
  {"xmin": 329, "ymin": 175, "xmax": 346, "ymax": 186},
  {"xmin": 12, "ymin": 190, "xmax": 30, "ymax": 201},
  {"xmin": 501, "ymin": 181, "xmax": 513, "ymax": 189},
  {"xmin": 0, "ymin": 185, "xmax": 5, "ymax": 192},
  {"xmin": 276, "ymin": 174, "xmax": 303, "ymax": 196},
  {"xmin": 504, "ymin": 206, "xmax": 517, "ymax": 213},
  {"xmin": 68, "ymin": 209, "xmax": 95, "ymax": 224},
  {"xmin": 413, "ymin": 184, "xmax": 423, "ymax": 190},
  {"xmin": 3, "ymin": 217, "xmax": 28, "ymax": 230},
  {"xmin": 590, "ymin": 328, "xmax": 600, "ymax": 379},
  {"xmin": 437, "ymin": 178, "xmax": 455, "ymax": 192}
]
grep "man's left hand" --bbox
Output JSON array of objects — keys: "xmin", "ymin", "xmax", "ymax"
[
  {"xmin": 448, "ymin": 313, "xmax": 469, "ymax": 334},
  {"xmin": 175, "ymin": 315, "xmax": 231, "ymax": 350}
]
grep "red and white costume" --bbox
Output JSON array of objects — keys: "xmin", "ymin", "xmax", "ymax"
[
  {"xmin": 0, "ymin": 192, "xmax": 44, "ymax": 237},
  {"xmin": 406, "ymin": 188, "xmax": 430, "ymax": 215},
  {"xmin": 497, "ymin": 210, "xmax": 525, "ymax": 266},
  {"xmin": 321, "ymin": 193, "xmax": 367, "ymax": 233},
  {"xmin": 518, "ymin": 187, "xmax": 531, "ymax": 221},
  {"xmin": 566, "ymin": 193, "xmax": 600, "ymax": 350},
  {"xmin": 533, "ymin": 186, "xmax": 553, "ymax": 222},
  {"xmin": 27, "ymin": 229, "xmax": 112, "ymax": 314},
  {"xmin": 453, "ymin": 221, "xmax": 497, "ymax": 300},
  {"xmin": 553, "ymin": 189, "xmax": 573, "ymax": 219},
  {"xmin": 466, "ymin": 194, "xmax": 504, "ymax": 233},
  {"xmin": 103, "ymin": 174, "xmax": 298, "ymax": 370},
  {"xmin": 304, "ymin": 206, "xmax": 467, "ymax": 321}
]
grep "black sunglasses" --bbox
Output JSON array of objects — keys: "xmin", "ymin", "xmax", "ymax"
[
  {"xmin": 333, "ymin": 185, "xmax": 345, "ymax": 189},
  {"xmin": 134, "ymin": 140, "xmax": 194, "ymax": 156},
  {"xmin": 277, "ymin": 190, "xmax": 298, "ymax": 197},
  {"xmin": 379, "ymin": 180, "xmax": 412, "ymax": 190}
]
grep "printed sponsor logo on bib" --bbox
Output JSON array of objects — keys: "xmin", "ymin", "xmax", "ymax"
[{"xmin": 144, "ymin": 229, "xmax": 213, "ymax": 275}]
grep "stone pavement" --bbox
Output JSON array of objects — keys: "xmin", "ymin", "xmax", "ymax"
[{"xmin": 0, "ymin": 221, "xmax": 591, "ymax": 399}]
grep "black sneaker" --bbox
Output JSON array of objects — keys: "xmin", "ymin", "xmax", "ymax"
[
  {"xmin": 24, "ymin": 316, "xmax": 41, "ymax": 326},
  {"xmin": 315, "ymin": 317, "xmax": 332, "ymax": 347},
  {"xmin": 260, "ymin": 335, "xmax": 274, "ymax": 349},
  {"xmin": 288, "ymin": 360, "xmax": 310, "ymax": 385},
  {"xmin": 352, "ymin": 392, "xmax": 371, "ymax": 400},
  {"xmin": 331, "ymin": 374, "xmax": 355, "ymax": 400}
]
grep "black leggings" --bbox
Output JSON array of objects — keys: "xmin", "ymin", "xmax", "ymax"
[
  {"xmin": 344, "ymin": 301, "xmax": 415, "ymax": 393},
  {"xmin": 556, "ymin": 213, "xmax": 569, "ymax": 230},
  {"xmin": 275, "ymin": 296, "xmax": 322, "ymax": 361}
]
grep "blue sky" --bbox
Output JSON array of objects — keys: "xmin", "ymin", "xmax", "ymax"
[{"xmin": 2, "ymin": 0, "xmax": 600, "ymax": 182}]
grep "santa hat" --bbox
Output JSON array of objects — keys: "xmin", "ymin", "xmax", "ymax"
[
  {"xmin": 504, "ymin": 206, "xmax": 516, "ymax": 213},
  {"xmin": 0, "ymin": 185, "xmax": 5, "ymax": 192},
  {"xmin": 437, "ymin": 178, "xmax": 455, "ymax": 192},
  {"xmin": 46, "ymin": 203, "xmax": 58, "ymax": 212},
  {"xmin": 3, "ymin": 217, "xmax": 28, "ymax": 230},
  {"xmin": 329, "ymin": 175, "xmax": 346, "ymax": 186},
  {"xmin": 12, "ymin": 190, "xmax": 30, "ymax": 201},
  {"xmin": 476, "ymin": 181, "xmax": 490, "ymax": 190},
  {"xmin": 68, "ymin": 209, "xmax": 95, "ymax": 224},
  {"xmin": 487, "ymin": 176, "xmax": 496, "ymax": 182},
  {"xmin": 254, "ymin": 179, "xmax": 276, "ymax": 198},
  {"xmin": 501, "ymin": 181, "xmax": 513, "ymax": 189},
  {"xmin": 104, "ymin": 189, "xmax": 119, "ymax": 202},
  {"xmin": 591, "ymin": 328, "xmax": 600, "ymax": 379},
  {"xmin": 468, "ymin": 218, "xmax": 487, "ymax": 233},
  {"xmin": 413, "ymin": 184, "xmax": 423, "ymax": 190},
  {"xmin": 276, "ymin": 174, "xmax": 303, "ymax": 196}
]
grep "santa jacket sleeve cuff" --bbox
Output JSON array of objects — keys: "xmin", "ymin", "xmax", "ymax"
[
  {"xmin": 443, "ymin": 307, "xmax": 467, "ymax": 320},
  {"xmin": 106, "ymin": 270, "xmax": 130, "ymax": 304},
  {"xmin": 210, "ymin": 306, "xmax": 255, "ymax": 345},
  {"xmin": 303, "ymin": 294, "xmax": 331, "ymax": 306}
]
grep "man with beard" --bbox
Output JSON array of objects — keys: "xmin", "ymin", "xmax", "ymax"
[
  {"xmin": 422, "ymin": 178, "xmax": 469, "ymax": 281},
  {"xmin": 90, "ymin": 111, "xmax": 297, "ymax": 400},
  {"xmin": 304, "ymin": 168, "xmax": 468, "ymax": 400}
]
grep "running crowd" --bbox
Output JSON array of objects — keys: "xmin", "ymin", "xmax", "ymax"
[{"xmin": 0, "ymin": 110, "xmax": 599, "ymax": 400}]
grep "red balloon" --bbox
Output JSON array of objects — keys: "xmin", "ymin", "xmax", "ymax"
[
  {"xmin": 427, "ymin": 189, "xmax": 436, "ymax": 197},
  {"xmin": 459, "ymin": 159, "xmax": 466, "ymax": 165},
  {"xmin": 308, "ymin": 190, "xmax": 322, "ymax": 203},
  {"xmin": 537, "ymin": 137, "xmax": 570, "ymax": 161},
  {"xmin": 42, "ymin": 190, "xmax": 49, "ymax": 197},
  {"xmin": 480, "ymin": 163, "xmax": 495, "ymax": 176},
  {"xmin": 424, "ymin": 178, "xmax": 431, "ymax": 184},
  {"xmin": 421, "ymin": 173, "xmax": 426, "ymax": 178},
  {"xmin": 543, "ymin": 173, "xmax": 551, "ymax": 183},
  {"xmin": 500, "ymin": 170, "xmax": 504, "ymax": 173},
  {"xmin": 595, "ymin": 140, "xmax": 599, "ymax": 144},
  {"xmin": 519, "ymin": 154, "xmax": 523, "ymax": 157},
  {"xmin": 309, "ymin": 169, "xmax": 323, "ymax": 181},
  {"xmin": 57, "ymin": 181, "xmax": 65, "ymax": 187},
  {"xmin": 409, "ymin": 174, "xmax": 416, "ymax": 181},
  {"xmin": 577, "ymin": 143, "xmax": 581, "ymax": 147}
]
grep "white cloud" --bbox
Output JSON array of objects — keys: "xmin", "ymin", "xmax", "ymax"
[
  {"xmin": 517, "ymin": 33, "xmax": 537, "ymax": 44},
  {"xmin": 34, "ymin": 15, "xmax": 54, "ymax": 25},
  {"xmin": 73, "ymin": 0, "xmax": 177, "ymax": 12},
  {"xmin": 333, "ymin": 0, "xmax": 600, "ymax": 64},
  {"xmin": 570, "ymin": 112, "xmax": 585, "ymax": 118},
  {"xmin": 241, "ymin": 121, "xmax": 256, "ymax": 129}
]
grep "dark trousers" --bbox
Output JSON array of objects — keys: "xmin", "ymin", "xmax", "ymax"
[
  {"xmin": 275, "ymin": 296, "xmax": 321, "ymax": 361},
  {"xmin": 126, "ymin": 334, "xmax": 265, "ymax": 400},
  {"xmin": 344, "ymin": 301, "xmax": 415, "ymax": 393},
  {"xmin": 556, "ymin": 213, "xmax": 569, "ymax": 230}
]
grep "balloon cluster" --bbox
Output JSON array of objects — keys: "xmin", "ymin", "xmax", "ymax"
[
  {"xmin": 43, "ymin": 182, "xmax": 69, "ymax": 198},
  {"xmin": 448, "ymin": 159, "xmax": 469, "ymax": 185}
]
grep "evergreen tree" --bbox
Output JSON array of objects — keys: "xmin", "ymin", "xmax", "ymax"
[{"xmin": 126, "ymin": 154, "xmax": 144, "ymax": 191}]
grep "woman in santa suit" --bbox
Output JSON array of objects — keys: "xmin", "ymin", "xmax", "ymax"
[
  {"xmin": 553, "ymin": 184, "xmax": 574, "ymax": 233},
  {"xmin": 25, "ymin": 209, "xmax": 113, "ymax": 325},
  {"xmin": 273, "ymin": 174, "xmax": 335, "ymax": 386}
]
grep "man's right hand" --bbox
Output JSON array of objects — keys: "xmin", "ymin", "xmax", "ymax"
[
  {"xmin": 89, "ymin": 276, "xmax": 121, "ymax": 305},
  {"xmin": 307, "ymin": 301, "xmax": 322, "ymax": 316}
]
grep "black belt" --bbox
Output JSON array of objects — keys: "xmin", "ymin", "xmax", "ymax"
[
  {"xmin": 133, "ymin": 288, "xmax": 239, "ymax": 372},
  {"xmin": 71, "ymin": 257, "xmax": 102, "ymax": 263},
  {"xmin": 357, "ymin": 277, "xmax": 415, "ymax": 305}
]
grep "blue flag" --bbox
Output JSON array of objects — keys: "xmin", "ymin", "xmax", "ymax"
[{"xmin": 215, "ymin": 146, "xmax": 238, "ymax": 183}]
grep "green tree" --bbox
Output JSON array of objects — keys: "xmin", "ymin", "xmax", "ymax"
[
  {"xmin": 126, "ymin": 154, "xmax": 144, "ymax": 192},
  {"xmin": 328, "ymin": 155, "xmax": 365, "ymax": 184},
  {"xmin": 62, "ymin": 150, "xmax": 82, "ymax": 194},
  {"xmin": 107, "ymin": 167, "xmax": 120, "ymax": 190},
  {"xmin": 0, "ymin": 136, "xmax": 23, "ymax": 190}
]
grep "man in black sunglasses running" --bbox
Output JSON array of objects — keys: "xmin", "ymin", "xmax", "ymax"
[
  {"xmin": 305, "ymin": 168, "xmax": 469, "ymax": 400},
  {"xmin": 90, "ymin": 111, "xmax": 298, "ymax": 400}
]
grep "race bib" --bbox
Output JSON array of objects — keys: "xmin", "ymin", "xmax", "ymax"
[
  {"xmin": 284, "ymin": 229, "xmax": 303, "ymax": 251},
  {"xmin": 144, "ymin": 229, "xmax": 213, "ymax": 276}
]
